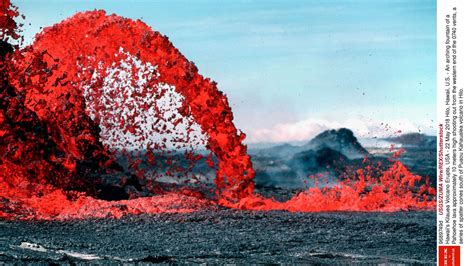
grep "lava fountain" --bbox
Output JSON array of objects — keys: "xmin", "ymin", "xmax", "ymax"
[{"xmin": 0, "ymin": 2, "xmax": 435, "ymax": 220}]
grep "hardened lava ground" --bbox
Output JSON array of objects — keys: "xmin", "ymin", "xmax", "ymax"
[{"xmin": 1, "ymin": 210, "xmax": 435, "ymax": 264}]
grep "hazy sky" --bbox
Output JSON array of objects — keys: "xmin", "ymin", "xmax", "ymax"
[{"xmin": 13, "ymin": 0, "xmax": 436, "ymax": 143}]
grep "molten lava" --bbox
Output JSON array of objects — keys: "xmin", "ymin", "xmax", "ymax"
[{"xmin": 0, "ymin": 1, "xmax": 435, "ymax": 220}]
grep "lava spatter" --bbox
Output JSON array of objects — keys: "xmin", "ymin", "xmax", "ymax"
[
  {"xmin": 221, "ymin": 157, "xmax": 436, "ymax": 212},
  {"xmin": 22, "ymin": 10, "xmax": 255, "ymax": 200},
  {"xmin": 1, "ymin": 3, "xmax": 435, "ymax": 220}
]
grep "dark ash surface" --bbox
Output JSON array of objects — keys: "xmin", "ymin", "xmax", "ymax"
[{"xmin": 1, "ymin": 210, "xmax": 435, "ymax": 264}]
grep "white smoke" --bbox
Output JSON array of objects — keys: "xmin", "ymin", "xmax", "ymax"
[{"xmin": 245, "ymin": 117, "xmax": 435, "ymax": 143}]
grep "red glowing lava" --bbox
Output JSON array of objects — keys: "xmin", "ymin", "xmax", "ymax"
[
  {"xmin": 0, "ymin": 2, "xmax": 435, "ymax": 220},
  {"xmin": 222, "ymin": 156, "xmax": 436, "ymax": 212}
]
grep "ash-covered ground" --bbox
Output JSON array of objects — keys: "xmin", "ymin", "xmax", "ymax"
[{"xmin": 1, "ymin": 210, "xmax": 435, "ymax": 264}]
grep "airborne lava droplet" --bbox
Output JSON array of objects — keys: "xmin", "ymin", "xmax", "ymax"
[{"xmin": 0, "ymin": 3, "xmax": 435, "ymax": 220}]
